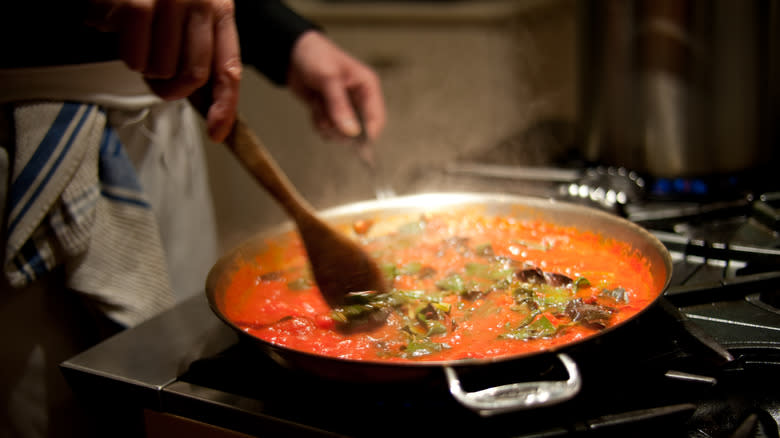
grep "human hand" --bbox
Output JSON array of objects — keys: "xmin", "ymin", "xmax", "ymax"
[
  {"xmin": 84, "ymin": 0, "xmax": 241, "ymax": 142},
  {"xmin": 287, "ymin": 31, "xmax": 386, "ymax": 143}
]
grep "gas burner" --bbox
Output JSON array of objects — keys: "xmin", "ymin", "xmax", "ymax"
[
  {"xmin": 438, "ymin": 160, "xmax": 780, "ymax": 220},
  {"xmin": 558, "ymin": 165, "xmax": 645, "ymax": 210}
]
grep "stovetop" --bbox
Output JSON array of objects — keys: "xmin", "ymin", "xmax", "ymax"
[
  {"xmin": 176, "ymin": 302, "xmax": 779, "ymax": 438},
  {"xmin": 61, "ymin": 162, "xmax": 780, "ymax": 438}
]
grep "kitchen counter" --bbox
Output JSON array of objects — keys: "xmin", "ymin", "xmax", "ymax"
[
  {"xmin": 60, "ymin": 295, "xmax": 241, "ymax": 436},
  {"xmin": 61, "ymin": 294, "xmax": 235, "ymax": 410}
]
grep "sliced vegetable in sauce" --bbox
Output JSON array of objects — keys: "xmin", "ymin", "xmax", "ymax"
[
  {"xmin": 221, "ymin": 211, "xmax": 657, "ymax": 362},
  {"xmin": 501, "ymin": 315, "xmax": 559, "ymax": 340},
  {"xmin": 601, "ymin": 287, "xmax": 630, "ymax": 303},
  {"xmin": 402, "ymin": 338, "xmax": 450, "ymax": 358}
]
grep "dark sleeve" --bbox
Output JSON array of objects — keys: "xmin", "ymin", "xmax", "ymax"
[{"xmin": 234, "ymin": 0, "xmax": 320, "ymax": 86}]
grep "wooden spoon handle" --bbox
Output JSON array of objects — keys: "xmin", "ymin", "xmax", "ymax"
[
  {"xmin": 187, "ymin": 91, "xmax": 313, "ymax": 220},
  {"xmin": 224, "ymin": 116, "xmax": 315, "ymax": 221}
]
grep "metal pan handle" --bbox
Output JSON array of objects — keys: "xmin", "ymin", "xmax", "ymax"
[{"xmin": 444, "ymin": 353, "xmax": 581, "ymax": 416}]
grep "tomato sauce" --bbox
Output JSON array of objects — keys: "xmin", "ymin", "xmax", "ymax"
[{"xmin": 221, "ymin": 212, "xmax": 657, "ymax": 363}]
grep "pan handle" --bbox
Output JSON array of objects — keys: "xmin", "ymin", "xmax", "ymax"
[{"xmin": 444, "ymin": 353, "xmax": 581, "ymax": 416}]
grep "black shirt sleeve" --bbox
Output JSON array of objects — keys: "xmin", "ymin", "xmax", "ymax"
[
  {"xmin": 0, "ymin": 1, "xmax": 119, "ymax": 68},
  {"xmin": 234, "ymin": 0, "xmax": 320, "ymax": 86}
]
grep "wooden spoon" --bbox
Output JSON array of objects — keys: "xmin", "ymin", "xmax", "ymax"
[{"xmin": 221, "ymin": 116, "xmax": 387, "ymax": 306}]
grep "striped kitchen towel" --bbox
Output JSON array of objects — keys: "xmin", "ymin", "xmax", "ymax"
[{"xmin": 2, "ymin": 102, "xmax": 174, "ymax": 327}]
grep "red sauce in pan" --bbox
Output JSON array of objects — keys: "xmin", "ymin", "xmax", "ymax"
[{"xmin": 221, "ymin": 212, "xmax": 657, "ymax": 362}]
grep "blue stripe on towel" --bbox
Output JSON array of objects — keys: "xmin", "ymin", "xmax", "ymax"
[
  {"xmin": 9, "ymin": 104, "xmax": 83, "ymax": 207},
  {"xmin": 101, "ymin": 189, "xmax": 150, "ymax": 208},
  {"xmin": 7, "ymin": 104, "xmax": 92, "ymax": 235},
  {"xmin": 12, "ymin": 258, "xmax": 33, "ymax": 284},
  {"xmin": 98, "ymin": 126, "xmax": 145, "ymax": 193},
  {"xmin": 18, "ymin": 238, "xmax": 48, "ymax": 278}
]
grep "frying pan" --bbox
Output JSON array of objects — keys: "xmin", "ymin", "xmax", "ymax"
[{"xmin": 205, "ymin": 192, "xmax": 672, "ymax": 415}]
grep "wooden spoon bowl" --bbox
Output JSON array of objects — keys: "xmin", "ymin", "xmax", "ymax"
[{"xmin": 222, "ymin": 117, "xmax": 387, "ymax": 306}]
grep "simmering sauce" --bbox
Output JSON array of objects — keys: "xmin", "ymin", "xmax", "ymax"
[{"xmin": 221, "ymin": 211, "xmax": 657, "ymax": 362}]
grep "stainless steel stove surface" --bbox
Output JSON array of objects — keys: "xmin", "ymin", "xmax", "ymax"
[{"xmin": 61, "ymin": 165, "xmax": 780, "ymax": 438}]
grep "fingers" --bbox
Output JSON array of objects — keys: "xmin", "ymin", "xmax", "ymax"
[
  {"xmin": 146, "ymin": 0, "xmax": 185, "ymax": 79},
  {"xmin": 115, "ymin": 2, "xmax": 154, "ymax": 72},
  {"xmin": 84, "ymin": 0, "xmax": 241, "ymax": 142},
  {"xmin": 206, "ymin": 0, "xmax": 241, "ymax": 142},
  {"xmin": 145, "ymin": 1, "xmax": 213, "ymax": 100},
  {"xmin": 321, "ymin": 69, "xmax": 385, "ymax": 143},
  {"xmin": 310, "ymin": 99, "xmax": 342, "ymax": 141},
  {"xmin": 176, "ymin": 4, "xmax": 213, "ymax": 97},
  {"xmin": 308, "ymin": 81, "xmax": 385, "ymax": 144},
  {"xmin": 322, "ymin": 81, "xmax": 361, "ymax": 139},
  {"xmin": 350, "ymin": 71, "xmax": 386, "ymax": 141},
  {"xmin": 301, "ymin": 69, "xmax": 384, "ymax": 144},
  {"xmin": 287, "ymin": 31, "xmax": 386, "ymax": 144},
  {"xmin": 143, "ymin": 0, "xmax": 223, "ymax": 102}
]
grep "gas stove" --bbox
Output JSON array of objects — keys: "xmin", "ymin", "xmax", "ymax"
[{"xmin": 61, "ymin": 163, "xmax": 780, "ymax": 438}]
